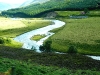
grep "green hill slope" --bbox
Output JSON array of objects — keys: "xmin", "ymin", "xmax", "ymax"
[{"xmin": 1, "ymin": 0, "xmax": 100, "ymax": 17}]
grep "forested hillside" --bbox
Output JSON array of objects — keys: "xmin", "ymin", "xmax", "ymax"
[{"xmin": 1, "ymin": 0, "xmax": 100, "ymax": 17}]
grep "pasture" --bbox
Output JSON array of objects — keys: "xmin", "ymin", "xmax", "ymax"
[
  {"xmin": 48, "ymin": 10, "xmax": 100, "ymax": 55},
  {"xmin": 0, "ymin": 10, "xmax": 100, "ymax": 74},
  {"xmin": 0, "ymin": 18, "xmax": 51, "ymax": 37},
  {"xmin": 0, "ymin": 17, "xmax": 51, "ymax": 47}
]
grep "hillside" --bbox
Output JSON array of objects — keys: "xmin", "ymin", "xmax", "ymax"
[{"xmin": 1, "ymin": 0, "xmax": 100, "ymax": 17}]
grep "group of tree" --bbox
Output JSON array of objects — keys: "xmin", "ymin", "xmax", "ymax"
[
  {"xmin": 39, "ymin": 40, "xmax": 77, "ymax": 53},
  {"xmin": 1, "ymin": 0, "xmax": 100, "ymax": 18},
  {"xmin": 39, "ymin": 40, "xmax": 52, "ymax": 52}
]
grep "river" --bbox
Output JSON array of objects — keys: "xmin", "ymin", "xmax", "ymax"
[
  {"xmin": 14, "ymin": 20, "xmax": 65, "ymax": 52},
  {"xmin": 14, "ymin": 19, "xmax": 100, "ymax": 60}
]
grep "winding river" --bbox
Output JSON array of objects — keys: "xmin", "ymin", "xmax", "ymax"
[
  {"xmin": 14, "ymin": 20, "xmax": 65, "ymax": 52},
  {"xmin": 14, "ymin": 19, "xmax": 100, "ymax": 60}
]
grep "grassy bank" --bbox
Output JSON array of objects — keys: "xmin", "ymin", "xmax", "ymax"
[
  {"xmin": 0, "ymin": 57, "xmax": 100, "ymax": 75},
  {"xmin": 0, "ymin": 18, "xmax": 51, "ymax": 37},
  {"xmin": 46, "ymin": 10, "xmax": 100, "ymax": 55},
  {"xmin": 0, "ymin": 45, "xmax": 100, "ymax": 75},
  {"xmin": 31, "ymin": 34, "xmax": 46, "ymax": 41},
  {"xmin": 0, "ymin": 17, "xmax": 51, "ymax": 47}
]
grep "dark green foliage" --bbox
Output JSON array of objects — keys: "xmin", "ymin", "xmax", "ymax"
[
  {"xmin": 11, "ymin": 66, "xmax": 16, "ymax": 75},
  {"xmin": 67, "ymin": 46, "xmax": 77, "ymax": 53},
  {"xmin": 0, "ymin": 57, "xmax": 100, "ymax": 75},
  {"xmin": 16, "ymin": 69, "xmax": 24, "ymax": 75},
  {"xmin": 44, "ymin": 40, "xmax": 52, "ymax": 52},
  {"xmin": 0, "ymin": 37, "xmax": 11, "ymax": 44},
  {"xmin": 40, "ymin": 40, "xmax": 52, "ymax": 52},
  {"xmin": 1, "ymin": 0, "xmax": 100, "ymax": 17},
  {"xmin": 0, "ymin": 38, "xmax": 4, "ymax": 44},
  {"xmin": 39, "ymin": 45, "xmax": 45, "ymax": 52},
  {"xmin": 84, "ymin": 8, "xmax": 89, "ymax": 14},
  {"xmin": 1, "ymin": 45, "xmax": 100, "ymax": 71}
]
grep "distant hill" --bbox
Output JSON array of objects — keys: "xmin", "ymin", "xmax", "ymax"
[{"xmin": 1, "ymin": 0, "xmax": 100, "ymax": 17}]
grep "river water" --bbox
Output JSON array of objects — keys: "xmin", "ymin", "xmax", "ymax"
[
  {"xmin": 14, "ymin": 20, "xmax": 65, "ymax": 52},
  {"xmin": 14, "ymin": 19, "xmax": 100, "ymax": 60}
]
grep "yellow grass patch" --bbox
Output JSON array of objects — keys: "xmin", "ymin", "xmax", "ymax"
[{"xmin": 0, "ymin": 18, "xmax": 26, "ymax": 30}]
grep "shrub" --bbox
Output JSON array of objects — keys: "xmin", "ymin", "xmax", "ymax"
[
  {"xmin": 44, "ymin": 40, "xmax": 52, "ymax": 52},
  {"xmin": 84, "ymin": 8, "xmax": 89, "ymax": 14},
  {"xmin": 0, "ymin": 37, "xmax": 4, "ymax": 44},
  {"xmin": 39, "ymin": 45, "xmax": 45, "ymax": 52},
  {"xmin": 67, "ymin": 45, "xmax": 77, "ymax": 53},
  {"xmin": 11, "ymin": 66, "xmax": 16, "ymax": 75},
  {"xmin": 39, "ymin": 40, "xmax": 52, "ymax": 52},
  {"xmin": 16, "ymin": 69, "xmax": 24, "ymax": 75},
  {"xmin": 0, "ymin": 37, "xmax": 11, "ymax": 44}
]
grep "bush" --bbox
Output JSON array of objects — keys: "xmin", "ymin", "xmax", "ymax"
[
  {"xmin": 67, "ymin": 45, "xmax": 77, "ymax": 53},
  {"xmin": 0, "ymin": 37, "xmax": 11, "ymax": 44},
  {"xmin": 0, "ymin": 37, "xmax": 4, "ymax": 44},
  {"xmin": 39, "ymin": 40, "xmax": 52, "ymax": 52},
  {"xmin": 16, "ymin": 69, "xmax": 24, "ymax": 75},
  {"xmin": 84, "ymin": 8, "xmax": 89, "ymax": 14},
  {"xmin": 39, "ymin": 45, "xmax": 45, "ymax": 52}
]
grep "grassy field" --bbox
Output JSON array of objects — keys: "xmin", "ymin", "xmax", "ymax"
[
  {"xmin": 0, "ymin": 10, "xmax": 100, "ymax": 74},
  {"xmin": 56, "ymin": 11, "xmax": 80, "ymax": 18},
  {"xmin": 0, "ymin": 57, "xmax": 100, "ymax": 75},
  {"xmin": 56, "ymin": 10, "xmax": 100, "ymax": 17},
  {"xmin": 0, "ymin": 18, "xmax": 26, "ymax": 30},
  {"xmin": 0, "ymin": 17, "xmax": 51, "ymax": 47},
  {"xmin": 0, "ymin": 45, "xmax": 100, "ymax": 75},
  {"xmin": 0, "ymin": 18, "xmax": 51, "ymax": 37},
  {"xmin": 46, "ymin": 10, "xmax": 100, "ymax": 55}
]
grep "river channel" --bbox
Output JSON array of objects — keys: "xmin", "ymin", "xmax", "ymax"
[
  {"xmin": 14, "ymin": 19, "xmax": 100, "ymax": 61},
  {"xmin": 14, "ymin": 20, "xmax": 65, "ymax": 52}
]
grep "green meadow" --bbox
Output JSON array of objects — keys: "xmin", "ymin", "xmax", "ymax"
[
  {"xmin": 0, "ymin": 0, "xmax": 100, "ymax": 74},
  {"xmin": 0, "ymin": 10, "xmax": 100, "ymax": 75},
  {"xmin": 46, "ymin": 10, "xmax": 100, "ymax": 55},
  {"xmin": 0, "ymin": 18, "xmax": 51, "ymax": 37},
  {"xmin": 0, "ymin": 17, "xmax": 51, "ymax": 47}
]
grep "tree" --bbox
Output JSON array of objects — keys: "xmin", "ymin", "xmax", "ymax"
[
  {"xmin": 39, "ymin": 45, "xmax": 45, "ymax": 52},
  {"xmin": 84, "ymin": 8, "xmax": 89, "ymax": 14},
  {"xmin": 0, "ymin": 38, "xmax": 4, "ymax": 44},
  {"xmin": 67, "ymin": 45, "xmax": 77, "ymax": 53},
  {"xmin": 39, "ymin": 40, "xmax": 52, "ymax": 52},
  {"xmin": 44, "ymin": 40, "xmax": 52, "ymax": 52}
]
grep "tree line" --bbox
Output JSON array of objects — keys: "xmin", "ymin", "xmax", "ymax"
[{"xmin": 1, "ymin": 0, "xmax": 100, "ymax": 17}]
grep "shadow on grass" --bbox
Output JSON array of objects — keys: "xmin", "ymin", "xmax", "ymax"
[
  {"xmin": 95, "ymin": 40, "xmax": 100, "ymax": 44},
  {"xmin": 68, "ymin": 42, "xmax": 100, "ymax": 55},
  {"xmin": 51, "ymin": 39, "xmax": 100, "ymax": 55},
  {"xmin": 0, "ymin": 45, "xmax": 100, "ymax": 70}
]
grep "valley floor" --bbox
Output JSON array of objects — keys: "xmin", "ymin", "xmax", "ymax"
[
  {"xmin": 0, "ymin": 10, "xmax": 100, "ymax": 74},
  {"xmin": 47, "ymin": 10, "xmax": 100, "ymax": 55}
]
